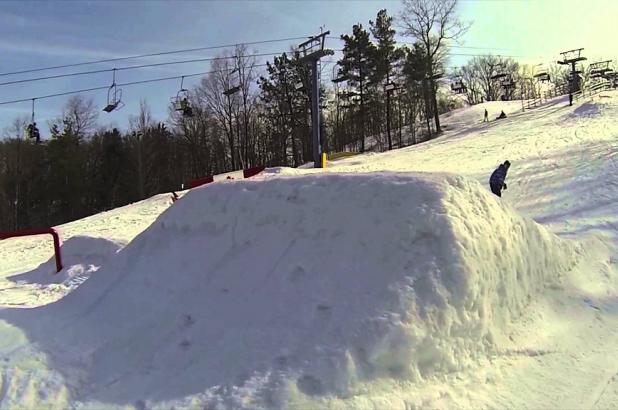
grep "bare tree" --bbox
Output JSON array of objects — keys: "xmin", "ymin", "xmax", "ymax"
[
  {"xmin": 234, "ymin": 44, "xmax": 258, "ymax": 169},
  {"xmin": 129, "ymin": 99, "xmax": 153, "ymax": 133},
  {"xmin": 197, "ymin": 53, "xmax": 239, "ymax": 169},
  {"xmin": 460, "ymin": 55, "xmax": 518, "ymax": 102},
  {"xmin": 518, "ymin": 64, "xmax": 543, "ymax": 100},
  {"xmin": 169, "ymin": 91, "xmax": 221, "ymax": 176},
  {"xmin": 2, "ymin": 115, "xmax": 29, "ymax": 139},
  {"xmin": 459, "ymin": 64, "xmax": 483, "ymax": 104},
  {"xmin": 128, "ymin": 100, "xmax": 153, "ymax": 198},
  {"xmin": 547, "ymin": 62, "xmax": 570, "ymax": 87},
  {"xmin": 197, "ymin": 46, "xmax": 256, "ymax": 170},
  {"xmin": 61, "ymin": 95, "xmax": 98, "ymax": 138},
  {"xmin": 399, "ymin": 0, "xmax": 469, "ymax": 134}
]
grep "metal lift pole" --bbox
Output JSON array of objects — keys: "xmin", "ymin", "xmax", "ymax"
[
  {"xmin": 310, "ymin": 58, "xmax": 321, "ymax": 168},
  {"xmin": 297, "ymin": 30, "xmax": 333, "ymax": 168},
  {"xmin": 558, "ymin": 48, "xmax": 586, "ymax": 106}
]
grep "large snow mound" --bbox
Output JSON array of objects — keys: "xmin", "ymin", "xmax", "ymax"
[{"xmin": 1, "ymin": 172, "xmax": 579, "ymax": 408}]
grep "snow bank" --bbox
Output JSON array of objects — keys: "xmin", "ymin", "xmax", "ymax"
[
  {"xmin": 1, "ymin": 173, "xmax": 578, "ymax": 408},
  {"xmin": 8, "ymin": 235, "xmax": 123, "ymax": 288}
]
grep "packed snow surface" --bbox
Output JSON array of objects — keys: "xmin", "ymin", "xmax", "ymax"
[{"xmin": 2, "ymin": 91, "xmax": 618, "ymax": 408}]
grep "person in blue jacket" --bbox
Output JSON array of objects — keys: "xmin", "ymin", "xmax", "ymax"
[{"xmin": 489, "ymin": 160, "xmax": 511, "ymax": 197}]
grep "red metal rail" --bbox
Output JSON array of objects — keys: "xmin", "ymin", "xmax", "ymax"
[
  {"xmin": 0, "ymin": 228, "xmax": 63, "ymax": 273},
  {"xmin": 188, "ymin": 175, "xmax": 214, "ymax": 189},
  {"xmin": 187, "ymin": 165, "xmax": 265, "ymax": 190},
  {"xmin": 243, "ymin": 166, "xmax": 265, "ymax": 179}
]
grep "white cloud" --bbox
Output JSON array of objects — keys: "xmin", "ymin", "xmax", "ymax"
[{"xmin": 0, "ymin": 38, "xmax": 123, "ymax": 60}]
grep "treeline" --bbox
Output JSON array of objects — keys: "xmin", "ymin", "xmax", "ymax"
[{"xmin": 0, "ymin": 100, "xmax": 195, "ymax": 230}]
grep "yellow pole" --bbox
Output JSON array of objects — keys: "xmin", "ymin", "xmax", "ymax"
[{"xmin": 322, "ymin": 152, "xmax": 327, "ymax": 168}]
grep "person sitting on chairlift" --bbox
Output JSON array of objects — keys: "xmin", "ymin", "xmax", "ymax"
[
  {"xmin": 496, "ymin": 110, "xmax": 507, "ymax": 120},
  {"xmin": 27, "ymin": 122, "xmax": 41, "ymax": 143},
  {"xmin": 180, "ymin": 98, "xmax": 193, "ymax": 117}
]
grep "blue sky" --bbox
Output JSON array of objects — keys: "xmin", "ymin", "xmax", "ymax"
[{"xmin": 0, "ymin": 0, "xmax": 616, "ymax": 135}]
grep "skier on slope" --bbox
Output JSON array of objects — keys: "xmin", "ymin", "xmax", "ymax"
[{"xmin": 489, "ymin": 160, "xmax": 511, "ymax": 197}]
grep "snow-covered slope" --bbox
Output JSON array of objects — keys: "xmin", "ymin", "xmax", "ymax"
[{"xmin": 2, "ymin": 91, "xmax": 618, "ymax": 408}]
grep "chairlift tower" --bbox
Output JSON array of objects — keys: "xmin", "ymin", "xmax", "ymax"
[
  {"xmin": 297, "ymin": 30, "xmax": 333, "ymax": 168},
  {"xmin": 331, "ymin": 65, "xmax": 347, "ymax": 151},
  {"xmin": 385, "ymin": 81, "xmax": 402, "ymax": 150},
  {"xmin": 558, "ymin": 48, "xmax": 586, "ymax": 106}
]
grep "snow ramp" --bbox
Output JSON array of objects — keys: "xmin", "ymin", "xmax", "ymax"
[{"xmin": 0, "ymin": 172, "xmax": 579, "ymax": 408}]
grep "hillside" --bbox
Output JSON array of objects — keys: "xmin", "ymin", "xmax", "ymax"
[{"xmin": 2, "ymin": 92, "xmax": 618, "ymax": 408}]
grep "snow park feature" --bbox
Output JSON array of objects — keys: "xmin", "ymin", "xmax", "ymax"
[
  {"xmin": 1, "ymin": 173, "xmax": 579, "ymax": 408},
  {"xmin": 1, "ymin": 90, "xmax": 618, "ymax": 408},
  {"xmin": 187, "ymin": 165, "xmax": 265, "ymax": 190}
]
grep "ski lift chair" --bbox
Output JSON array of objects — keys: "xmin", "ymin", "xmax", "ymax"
[
  {"xmin": 223, "ymin": 85, "xmax": 241, "ymax": 96},
  {"xmin": 103, "ymin": 70, "xmax": 124, "ymax": 113},
  {"xmin": 171, "ymin": 77, "xmax": 194, "ymax": 117},
  {"xmin": 103, "ymin": 83, "xmax": 124, "ymax": 113},
  {"xmin": 534, "ymin": 72, "xmax": 550, "ymax": 82},
  {"xmin": 181, "ymin": 100, "xmax": 193, "ymax": 117},
  {"xmin": 501, "ymin": 74, "xmax": 515, "ymax": 88},
  {"xmin": 223, "ymin": 67, "xmax": 242, "ymax": 97},
  {"xmin": 450, "ymin": 79, "xmax": 466, "ymax": 94},
  {"xmin": 26, "ymin": 99, "xmax": 41, "ymax": 143},
  {"xmin": 26, "ymin": 123, "xmax": 40, "ymax": 143},
  {"xmin": 172, "ymin": 91, "xmax": 193, "ymax": 117}
]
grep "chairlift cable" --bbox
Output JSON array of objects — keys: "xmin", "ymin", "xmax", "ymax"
[
  {"xmin": 0, "ymin": 51, "xmax": 344, "ymax": 88},
  {"xmin": 0, "ymin": 36, "xmax": 313, "ymax": 78},
  {"xmin": 327, "ymin": 35, "xmax": 556, "ymax": 55},
  {"xmin": 0, "ymin": 58, "xmax": 340, "ymax": 106},
  {"xmin": 0, "ymin": 64, "xmax": 268, "ymax": 106}
]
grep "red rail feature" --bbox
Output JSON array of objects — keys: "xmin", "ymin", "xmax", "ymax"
[
  {"xmin": 187, "ymin": 165, "xmax": 264, "ymax": 190},
  {"xmin": 0, "ymin": 228, "xmax": 63, "ymax": 273},
  {"xmin": 188, "ymin": 175, "xmax": 214, "ymax": 189},
  {"xmin": 243, "ymin": 166, "xmax": 265, "ymax": 179}
]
